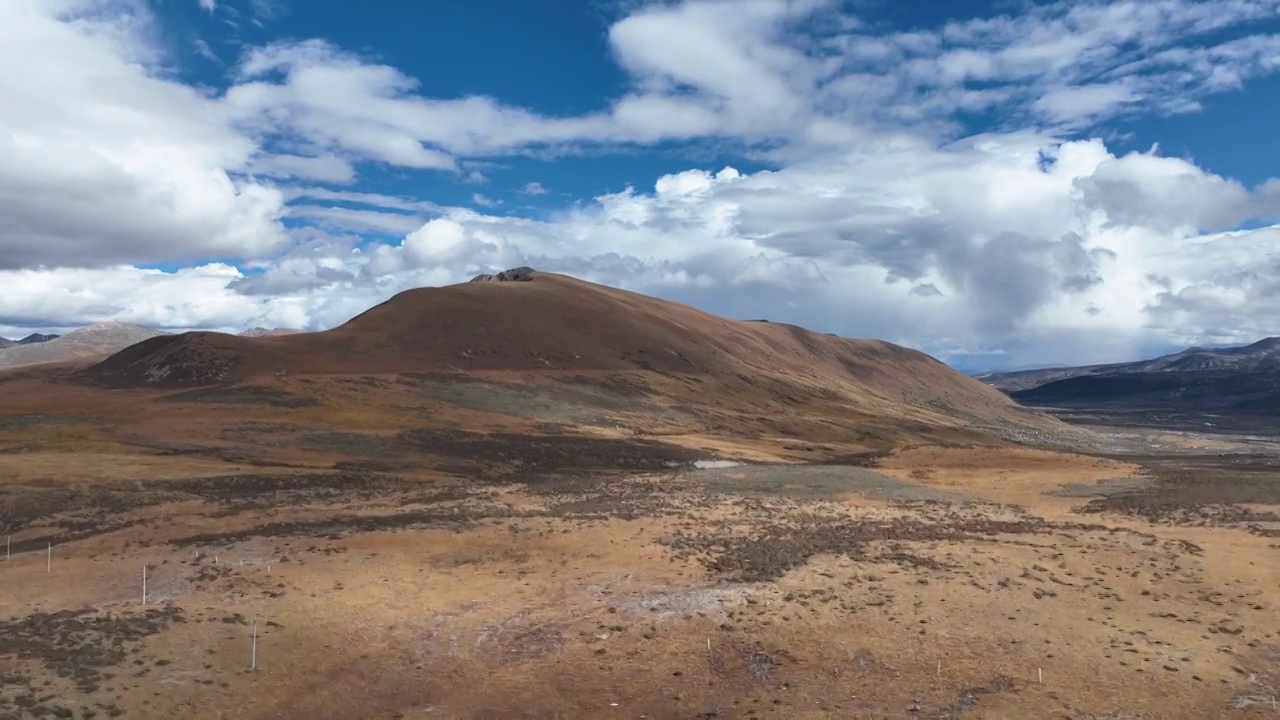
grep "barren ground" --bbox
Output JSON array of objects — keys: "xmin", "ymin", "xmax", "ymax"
[{"xmin": 1, "ymin": 373, "xmax": 1278, "ymax": 719}]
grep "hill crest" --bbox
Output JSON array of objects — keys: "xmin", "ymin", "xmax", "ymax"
[{"xmin": 81, "ymin": 270, "xmax": 1068, "ymax": 444}]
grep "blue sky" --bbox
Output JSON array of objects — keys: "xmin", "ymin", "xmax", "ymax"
[
  {"xmin": 170, "ymin": 0, "xmax": 777, "ymax": 215},
  {"xmin": 2, "ymin": 0, "xmax": 1280, "ymax": 371},
  {"xmin": 164, "ymin": 0, "xmax": 1280, "ymax": 207}
]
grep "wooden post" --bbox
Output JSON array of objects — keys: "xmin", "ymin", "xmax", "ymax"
[
  {"xmin": 5, "ymin": 535, "xmax": 9, "ymax": 561},
  {"xmin": 250, "ymin": 619, "xmax": 258, "ymax": 671},
  {"xmin": 142, "ymin": 562, "xmax": 148, "ymax": 606},
  {"xmin": 46, "ymin": 542, "xmax": 51, "ymax": 573}
]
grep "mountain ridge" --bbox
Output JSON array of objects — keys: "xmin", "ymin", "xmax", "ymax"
[
  {"xmin": 0, "ymin": 322, "xmax": 167, "ymax": 370},
  {"xmin": 977, "ymin": 337, "xmax": 1280, "ymax": 392},
  {"xmin": 981, "ymin": 336, "xmax": 1280, "ymax": 416},
  {"xmin": 82, "ymin": 269, "xmax": 1072, "ymax": 446}
]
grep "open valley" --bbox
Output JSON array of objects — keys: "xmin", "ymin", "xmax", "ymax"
[{"xmin": 2, "ymin": 347, "xmax": 1277, "ymax": 719}]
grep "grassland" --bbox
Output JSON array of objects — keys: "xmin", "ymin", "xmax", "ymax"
[{"xmin": 1, "ymin": 369, "xmax": 1278, "ymax": 719}]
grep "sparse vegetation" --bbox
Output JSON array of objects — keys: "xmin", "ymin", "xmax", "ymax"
[{"xmin": 0, "ymin": 275, "xmax": 1276, "ymax": 718}]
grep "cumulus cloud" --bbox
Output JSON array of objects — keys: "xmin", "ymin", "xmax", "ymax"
[
  {"xmin": 3, "ymin": 0, "xmax": 1280, "ymax": 368},
  {"xmin": 0, "ymin": 0, "xmax": 289, "ymax": 269}
]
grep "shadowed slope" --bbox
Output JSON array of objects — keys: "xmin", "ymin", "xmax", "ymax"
[{"xmin": 984, "ymin": 337, "xmax": 1280, "ymax": 416}]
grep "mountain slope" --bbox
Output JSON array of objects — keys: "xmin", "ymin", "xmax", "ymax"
[
  {"xmin": 979, "ymin": 337, "xmax": 1280, "ymax": 392},
  {"xmin": 0, "ymin": 333, "xmax": 57, "ymax": 350},
  {"xmin": 84, "ymin": 270, "xmax": 1065, "ymax": 444},
  {"xmin": 986, "ymin": 337, "xmax": 1280, "ymax": 416},
  {"xmin": 0, "ymin": 322, "xmax": 167, "ymax": 370},
  {"xmin": 1011, "ymin": 366, "xmax": 1280, "ymax": 414}
]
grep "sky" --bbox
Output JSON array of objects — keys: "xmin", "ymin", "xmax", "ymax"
[{"xmin": 2, "ymin": 0, "xmax": 1280, "ymax": 371}]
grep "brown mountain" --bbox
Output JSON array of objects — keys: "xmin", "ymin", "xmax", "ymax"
[
  {"xmin": 83, "ymin": 270, "xmax": 1067, "ymax": 447},
  {"xmin": 0, "ymin": 337, "xmax": 12, "ymax": 349},
  {"xmin": 0, "ymin": 322, "xmax": 166, "ymax": 370}
]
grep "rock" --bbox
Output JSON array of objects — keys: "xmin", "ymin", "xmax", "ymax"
[{"xmin": 469, "ymin": 266, "xmax": 536, "ymax": 283}]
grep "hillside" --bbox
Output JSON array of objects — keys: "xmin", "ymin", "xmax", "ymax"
[
  {"xmin": 1012, "ymin": 365, "xmax": 1280, "ymax": 415},
  {"xmin": 0, "ymin": 322, "xmax": 166, "ymax": 370},
  {"xmin": 0, "ymin": 333, "xmax": 58, "ymax": 349},
  {"xmin": 83, "ymin": 269, "xmax": 1067, "ymax": 447},
  {"xmin": 982, "ymin": 337, "xmax": 1280, "ymax": 416},
  {"xmin": 979, "ymin": 337, "xmax": 1280, "ymax": 392}
]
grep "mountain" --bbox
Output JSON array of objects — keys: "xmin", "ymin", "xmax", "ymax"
[
  {"xmin": 977, "ymin": 337, "xmax": 1280, "ymax": 392},
  {"xmin": 0, "ymin": 333, "xmax": 59, "ymax": 349},
  {"xmin": 985, "ymin": 337, "xmax": 1280, "ymax": 416},
  {"xmin": 0, "ymin": 322, "xmax": 167, "ymax": 370},
  {"xmin": 238, "ymin": 327, "xmax": 303, "ymax": 337},
  {"xmin": 83, "ymin": 269, "xmax": 1066, "ymax": 446}
]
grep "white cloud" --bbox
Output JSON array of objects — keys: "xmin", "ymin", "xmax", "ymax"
[
  {"xmin": 199, "ymin": 0, "xmax": 216, "ymax": 11},
  {"xmin": 279, "ymin": 187, "xmax": 442, "ymax": 214},
  {"xmin": 0, "ymin": 0, "xmax": 289, "ymax": 269},
  {"xmin": 193, "ymin": 37, "xmax": 219, "ymax": 62},
  {"xmin": 4, "ymin": 0, "xmax": 1280, "ymax": 368},
  {"xmin": 250, "ymin": 153, "xmax": 355, "ymax": 183},
  {"xmin": 286, "ymin": 206, "xmax": 425, "ymax": 235},
  {"xmin": 0, "ymin": 263, "xmax": 309, "ymax": 331}
]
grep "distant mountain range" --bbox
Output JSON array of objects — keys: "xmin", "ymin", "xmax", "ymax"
[
  {"xmin": 978, "ymin": 337, "xmax": 1280, "ymax": 416},
  {"xmin": 0, "ymin": 333, "xmax": 59, "ymax": 349},
  {"xmin": 0, "ymin": 324, "xmax": 302, "ymax": 371},
  {"xmin": 0, "ymin": 323, "xmax": 168, "ymax": 370}
]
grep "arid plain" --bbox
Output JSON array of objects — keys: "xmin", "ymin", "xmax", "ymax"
[{"xmin": 2, "ymin": 274, "xmax": 1278, "ymax": 719}]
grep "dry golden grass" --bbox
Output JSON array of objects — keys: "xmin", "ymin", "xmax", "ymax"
[
  {"xmin": 2, "ymin": 481, "xmax": 1277, "ymax": 720},
  {"xmin": 1, "ymin": 351, "xmax": 1278, "ymax": 719},
  {"xmin": 879, "ymin": 445, "xmax": 1145, "ymax": 511}
]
